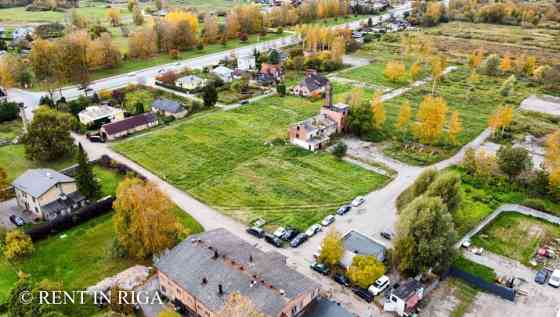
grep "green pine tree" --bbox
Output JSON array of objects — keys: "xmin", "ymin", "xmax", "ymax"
[{"xmin": 76, "ymin": 143, "xmax": 100, "ymax": 198}]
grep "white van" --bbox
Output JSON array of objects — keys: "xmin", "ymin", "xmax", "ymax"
[{"xmin": 549, "ymin": 269, "xmax": 560, "ymax": 288}]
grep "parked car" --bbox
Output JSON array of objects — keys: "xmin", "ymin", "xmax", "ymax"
[
  {"xmin": 305, "ymin": 224, "xmax": 322, "ymax": 237},
  {"xmin": 290, "ymin": 233, "xmax": 308, "ymax": 248},
  {"xmin": 535, "ymin": 269, "xmax": 550, "ymax": 284},
  {"xmin": 246, "ymin": 226, "xmax": 265, "ymax": 238},
  {"xmin": 281, "ymin": 227, "xmax": 299, "ymax": 241},
  {"xmin": 310, "ymin": 262, "xmax": 330, "ymax": 275},
  {"xmin": 549, "ymin": 269, "xmax": 560, "ymax": 288},
  {"xmin": 352, "ymin": 287, "xmax": 373, "ymax": 303},
  {"xmin": 264, "ymin": 233, "xmax": 283, "ymax": 248},
  {"xmin": 253, "ymin": 218, "xmax": 266, "ymax": 227},
  {"xmin": 368, "ymin": 275, "xmax": 390, "ymax": 296},
  {"xmin": 334, "ymin": 273, "xmax": 351, "ymax": 287},
  {"xmin": 352, "ymin": 196, "xmax": 366, "ymax": 207},
  {"xmin": 273, "ymin": 227, "xmax": 287, "ymax": 239},
  {"xmin": 9, "ymin": 215, "xmax": 25, "ymax": 227},
  {"xmin": 240, "ymin": 100, "xmax": 249, "ymax": 105},
  {"xmin": 336, "ymin": 204, "xmax": 352, "ymax": 215},
  {"xmin": 87, "ymin": 133, "xmax": 104, "ymax": 143},
  {"xmin": 380, "ymin": 231, "xmax": 394, "ymax": 240},
  {"xmin": 321, "ymin": 215, "xmax": 335, "ymax": 227}
]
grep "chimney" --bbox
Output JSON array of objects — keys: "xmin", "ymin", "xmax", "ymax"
[
  {"xmin": 218, "ymin": 284, "xmax": 224, "ymax": 295},
  {"xmin": 249, "ymin": 255, "xmax": 253, "ymax": 263},
  {"xmin": 325, "ymin": 81, "xmax": 333, "ymax": 108},
  {"xmin": 213, "ymin": 250, "xmax": 219, "ymax": 259},
  {"xmin": 202, "ymin": 277, "xmax": 207, "ymax": 285}
]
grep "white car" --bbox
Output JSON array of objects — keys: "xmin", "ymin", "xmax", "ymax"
[
  {"xmin": 321, "ymin": 215, "xmax": 335, "ymax": 227},
  {"xmin": 368, "ymin": 275, "xmax": 390, "ymax": 296},
  {"xmin": 273, "ymin": 227, "xmax": 287, "ymax": 239},
  {"xmin": 352, "ymin": 196, "xmax": 366, "ymax": 207},
  {"xmin": 549, "ymin": 269, "xmax": 560, "ymax": 288},
  {"xmin": 305, "ymin": 224, "xmax": 322, "ymax": 237}
]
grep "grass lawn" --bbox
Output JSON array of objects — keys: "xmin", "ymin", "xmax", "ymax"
[
  {"xmin": 449, "ymin": 278, "xmax": 479, "ymax": 317},
  {"xmin": 471, "ymin": 212, "xmax": 560, "ymax": 266},
  {"xmin": 0, "ymin": 165, "xmax": 203, "ymax": 303},
  {"xmin": 217, "ymin": 87, "xmax": 266, "ymax": 104},
  {"xmin": 114, "ymin": 93, "xmax": 389, "ymax": 229},
  {"xmin": 453, "ymin": 255, "xmax": 496, "ymax": 283},
  {"xmin": 0, "ymin": 4, "xmax": 129, "ymax": 24},
  {"xmin": 170, "ymin": 0, "xmax": 250, "ymax": 11},
  {"xmin": 0, "ymin": 145, "xmax": 76, "ymax": 183},
  {"xmin": 0, "ymin": 120, "xmax": 22, "ymax": 141}
]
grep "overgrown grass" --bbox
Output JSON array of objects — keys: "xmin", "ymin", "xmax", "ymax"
[
  {"xmin": 471, "ymin": 212, "xmax": 560, "ymax": 266},
  {"xmin": 453, "ymin": 255, "xmax": 496, "ymax": 283},
  {"xmin": 0, "ymin": 120, "xmax": 22, "ymax": 141},
  {"xmin": 449, "ymin": 278, "xmax": 479, "ymax": 317},
  {"xmin": 114, "ymin": 94, "xmax": 389, "ymax": 229},
  {"xmin": 0, "ymin": 145, "xmax": 75, "ymax": 183}
]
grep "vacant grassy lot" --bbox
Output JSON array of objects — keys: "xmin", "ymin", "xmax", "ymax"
[
  {"xmin": 0, "ymin": 145, "xmax": 75, "ymax": 183},
  {"xmin": 0, "ymin": 166, "xmax": 203, "ymax": 303},
  {"xmin": 471, "ymin": 212, "xmax": 560, "ymax": 266},
  {"xmin": 114, "ymin": 94, "xmax": 389, "ymax": 229},
  {"xmin": 171, "ymin": 0, "xmax": 251, "ymax": 11},
  {"xmin": 0, "ymin": 4, "xmax": 129, "ymax": 25}
]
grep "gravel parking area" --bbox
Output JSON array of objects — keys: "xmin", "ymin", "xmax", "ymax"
[{"xmin": 0, "ymin": 198, "xmax": 32, "ymax": 229}]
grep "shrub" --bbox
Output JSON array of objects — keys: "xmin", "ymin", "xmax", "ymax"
[
  {"xmin": 480, "ymin": 54, "xmax": 501, "ymax": 76},
  {"xmin": 0, "ymin": 102, "xmax": 19, "ymax": 123},
  {"xmin": 3, "ymin": 229, "xmax": 33, "ymax": 260},
  {"xmin": 522, "ymin": 198, "xmax": 546, "ymax": 211},
  {"xmin": 499, "ymin": 75, "xmax": 516, "ymax": 97},
  {"xmin": 332, "ymin": 142, "xmax": 348, "ymax": 159}
]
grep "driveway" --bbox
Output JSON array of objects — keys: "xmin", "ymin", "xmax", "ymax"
[{"xmin": 0, "ymin": 198, "xmax": 32, "ymax": 229}]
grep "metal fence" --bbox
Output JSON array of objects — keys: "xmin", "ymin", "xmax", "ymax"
[{"xmin": 443, "ymin": 266, "xmax": 516, "ymax": 302}]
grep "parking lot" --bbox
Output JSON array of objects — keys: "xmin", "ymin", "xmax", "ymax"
[{"xmin": 0, "ymin": 198, "xmax": 32, "ymax": 229}]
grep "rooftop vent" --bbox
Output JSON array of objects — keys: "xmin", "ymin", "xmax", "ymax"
[
  {"xmin": 218, "ymin": 284, "xmax": 224, "ymax": 296},
  {"xmin": 202, "ymin": 277, "xmax": 207, "ymax": 285}
]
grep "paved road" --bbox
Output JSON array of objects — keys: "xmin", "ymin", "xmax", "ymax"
[{"xmin": 6, "ymin": 3, "xmax": 412, "ymax": 120}]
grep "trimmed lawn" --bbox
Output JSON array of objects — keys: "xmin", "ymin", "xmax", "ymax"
[
  {"xmin": 471, "ymin": 212, "xmax": 560, "ymax": 266},
  {"xmin": 114, "ymin": 94, "xmax": 389, "ymax": 229},
  {"xmin": 0, "ymin": 145, "xmax": 75, "ymax": 183},
  {"xmin": 452, "ymin": 255, "xmax": 496, "ymax": 283},
  {"xmin": 0, "ymin": 120, "xmax": 22, "ymax": 141}
]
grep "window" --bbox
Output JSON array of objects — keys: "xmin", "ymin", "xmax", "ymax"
[
  {"xmin": 296, "ymin": 134, "xmax": 299, "ymax": 138},
  {"xmin": 161, "ymin": 286, "xmax": 167, "ymax": 293}
]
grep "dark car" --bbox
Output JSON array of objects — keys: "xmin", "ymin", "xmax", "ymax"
[
  {"xmin": 310, "ymin": 262, "xmax": 330, "ymax": 275},
  {"xmin": 281, "ymin": 227, "xmax": 299, "ymax": 241},
  {"xmin": 246, "ymin": 226, "xmax": 265, "ymax": 238},
  {"xmin": 336, "ymin": 205, "xmax": 352, "ymax": 216},
  {"xmin": 535, "ymin": 269, "xmax": 550, "ymax": 284},
  {"xmin": 380, "ymin": 231, "xmax": 394, "ymax": 240},
  {"xmin": 334, "ymin": 273, "xmax": 351, "ymax": 287},
  {"xmin": 240, "ymin": 100, "xmax": 249, "ymax": 105},
  {"xmin": 352, "ymin": 287, "xmax": 373, "ymax": 303},
  {"xmin": 264, "ymin": 233, "xmax": 283, "ymax": 248},
  {"xmin": 9, "ymin": 215, "xmax": 25, "ymax": 227},
  {"xmin": 290, "ymin": 233, "xmax": 308, "ymax": 248},
  {"xmin": 87, "ymin": 133, "xmax": 105, "ymax": 143}
]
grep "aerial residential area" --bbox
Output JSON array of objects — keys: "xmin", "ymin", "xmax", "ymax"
[{"xmin": 0, "ymin": 0, "xmax": 559, "ymax": 316}]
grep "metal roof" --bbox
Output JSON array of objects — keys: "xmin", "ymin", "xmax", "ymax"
[{"xmin": 12, "ymin": 169, "xmax": 75, "ymax": 198}]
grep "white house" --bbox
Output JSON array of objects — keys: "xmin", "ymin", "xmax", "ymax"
[
  {"xmin": 78, "ymin": 105, "xmax": 125, "ymax": 126},
  {"xmin": 12, "ymin": 169, "xmax": 86, "ymax": 221},
  {"xmin": 384, "ymin": 279, "xmax": 424, "ymax": 316},
  {"xmin": 212, "ymin": 65, "xmax": 234, "ymax": 83},
  {"xmin": 237, "ymin": 55, "xmax": 256, "ymax": 71},
  {"xmin": 175, "ymin": 75, "xmax": 206, "ymax": 90}
]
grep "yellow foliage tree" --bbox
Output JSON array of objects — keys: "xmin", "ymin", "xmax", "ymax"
[
  {"xmin": 448, "ymin": 111, "xmax": 463, "ymax": 145},
  {"xmin": 371, "ymin": 91, "xmax": 385, "ymax": 129},
  {"xmin": 3, "ymin": 229, "xmax": 33, "ymax": 260},
  {"xmin": 396, "ymin": 100, "xmax": 412, "ymax": 132},
  {"xmin": 413, "ymin": 96, "xmax": 449, "ymax": 144},
  {"xmin": 0, "ymin": 167, "xmax": 9, "ymax": 201},
  {"xmin": 347, "ymin": 255, "xmax": 385, "ymax": 289},
  {"xmin": 488, "ymin": 106, "xmax": 513, "ymax": 136},
  {"xmin": 384, "ymin": 60, "xmax": 406, "ymax": 82},
  {"xmin": 113, "ymin": 178, "xmax": 186, "ymax": 258},
  {"xmin": 165, "ymin": 10, "xmax": 199, "ymax": 33},
  {"xmin": 468, "ymin": 48, "xmax": 484, "ymax": 72},
  {"xmin": 347, "ymin": 87, "xmax": 364, "ymax": 107},
  {"xmin": 545, "ymin": 130, "xmax": 560, "ymax": 191},
  {"xmin": 430, "ymin": 55, "xmax": 447, "ymax": 94},
  {"xmin": 410, "ymin": 61, "xmax": 422, "ymax": 82},
  {"xmin": 107, "ymin": 8, "xmax": 121, "ymax": 26},
  {"xmin": 0, "ymin": 55, "xmax": 16, "ymax": 93},
  {"xmin": 500, "ymin": 54, "xmax": 512, "ymax": 73},
  {"xmin": 330, "ymin": 36, "xmax": 346, "ymax": 62},
  {"xmin": 319, "ymin": 228, "xmax": 344, "ymax": 267}
]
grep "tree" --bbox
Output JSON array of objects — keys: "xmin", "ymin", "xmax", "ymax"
[
  {"xmin": 0, "ymin": 54, "xmax": 17, "ymax": 94},
  {"xmin": 0, "ymin": 167, "xmax": 9, "ymax": 201},
  {"xmin": 448, "ymin": 111, "xmax": 462, "ymax": 145},
  {"xmin": 21, "ymin": 107, "xmax": 77, "ymax": 162},
  {"xmin": 396, "ymin": 100, "xmax": 412, "ymax": 133},
  {"xmin": 488, "ymin": 106, "xmax": 513, "ymax": 136},
  {"xmin": 371, "ymin": 91, "xmax": 385, "ymax": 130},
  {"xmin": 128, "ymin": 0, "xmax": 138, "ymax": 11},
  {"xmin": 412, "ymin": 168, "xmax": 438, "ymax": 197},
  {"xmin": 347, "ymin": 87, "xmax": 364, "ymax": 107},
  {"xmin": 158, "ymin": 310, "xmax": 181, "ymax": 317},
  {"xmin": 499, "ymin": 74, "xmax": 516, "ymax": 97},
  {"xmin": 113, "ymin": 178, "xmax": 185, "ymax": 258},
  {"xmin": 107, "ymin": 8, "xmax": 122, "ymax": 27},
  {"xmin": 203, "ymin": 14, "xmax": 220, "ymax": 44},
  {"xmin": 462, "ymin": 147, "xmax": 477, "ymax": 174},
  {"xmin": 154, "ymin": 0, "xmax": 163, "ymax": 10},
  {"xmin": 319, "ymin": 229, "xmax": 344, "ymax": 266},
  {"xmin": 426, "ymin": 171, "xmax": 462, "ymax": 214},
  {"xmin": 430, "ymin": 55, "xmax": 447, "ymax": 93},
  {"xmin": 330, "ymin": 36, "xmax": 346, "ymax": 62},
  {"xmin": 410, "ymin": 61, "xmax": 422, "ymax": 82},
  {"xmin": 384, "ymin": 60, "xmax": 406, "ymax": 82},
  {"xmin": 347, "ymin": 255, "xmax": 385, "ymax": 288},
  {"xmin": 217, "ymin": 292, "xmax": 264, "ymax": 317},
  {"xmin": 332, "ymin": 142, "xmax": 347, "ymax": 159},
  {"xmin": 135, "ymin": 102, "xmax": 145, "ymax": 114},
  {"xmin": 276, "ymin": 83, "xmax": 286, "ymax": 96},
  {"xmin": 394, "ymin": 196, "xmax": 456, "ymax": 275},
  {"xmin": 3, "ymin": 229, "xmax": 33, "ymax": 260},
  {"xmin": 225, "ymin": 12, "xmax": 241, "ymax": 39},
  {"xmin": 110, "ymin": 285, "xmax": 135, "ymax": 315},
  {"xmin": 75, "ymin": 143, "xmax": 99, "ymax": 198},
  {"xmin": 132, "ymin": 5, "xmax": 144, "ymax": 26},
  {"xmin": 497, "ymin": 145, "xmax": 532, "ymax": 180},
  {"xmin": 545, "ymin": 130, "xmax": 560, "ymax": 172},
  {"xmin": 88, "ymin": 33, "xmax": 122, "ymax": 69},
  {"xmin": 128, "ymin": 28, "xmax": 158, "ymax": 59},
  {"xmin": 500, "ymin": 54, "xmax": 512, "ymax": 73},
  {"xmin": 413, "ymin": 96, "xmax": 448, "ymax": 144},
  {"xmin": 202, "ymin": 82, "xmax": 218, "ymax": 107},
  {"xmin": 480, "ymin": 54, "xmax": 500, "ymax": 76},
  {"xmin": 348, "ymin": 102, "xmax": 372, "ymax": 137},
  {"xmin": 468, "ymin": 48, "xmax": 484, "ymax": 72}
]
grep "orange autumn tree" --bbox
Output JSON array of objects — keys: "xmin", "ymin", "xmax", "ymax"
[
  {"xmin": 500, "ymin": 54, "xmax": 512, "ymax": 73},
  {"xmin": 107, "ymin": 8, "xmax": 121, "ymax": 26},
  {"xmin": 165, "ymin": 10, "xmax": 199, "ymax": 33},
  {"xmin": 468, "ymin": 48, "xmax": 484, "ymax": 72},
  {"xmin": 396, "ymin": 100, "xmax": 412, "ymax": 133},
  {"xmin": 545, "ymin": 130, "xmax": 560, "ymax": 188},
  {"xmin": 488, "ymin": 106, "xmax": 513, "ymax": 136},
  {"xmin": 413, "ymin": 95, "xmax": 449, "ymax": 144},
  {"xmin": 371, "ymin": 91, "xmax": 385, "ymax": 129},
  {"xmin": 410, "ymin": 61, "xmax": 422, "ymax": 82},
  {"xmin": 384, "ymin": 60, "xmax": 406, "ymax": 82},
  {"xmin": 448, "ymin": 111, "xmax": 463, "ymax": 145},
  {"xmin": 113, "ymin": 178, "xmax": 187, "ymax": 258}
]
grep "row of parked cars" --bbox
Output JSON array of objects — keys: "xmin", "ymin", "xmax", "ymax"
[
  {"xmin": 245, "ymin": 196, "xmax": 367, "ymax": 248},
  {"xmin": 535, "ymin": 268, "xmax": 560, "ymax": 288}
]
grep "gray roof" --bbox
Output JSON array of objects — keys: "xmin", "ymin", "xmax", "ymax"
[
  {"xmin": 155, "ymin": 228, "xmax": 320, "ymax": 316},
  {"xmin": 12, "ymin": 169, "xmax": 75, "ymax": 198},
  {"xmin": 302, "ymin": 298, "xmax": 354, "ymax": 317},
  {"xmin": 42, "ymin": 191, "xmax": 86, "ymax": 219},
  {"xmin": 299, "ymin": 73, "xmax": 329, "ymax": 92},
  {"xmin": 342, "ymin": 230, "xmax": 386, "ymax": 262},
  {"xmin": 393, "ymin": 279, "xmax": 421, "ymax": 300},
  {"xmin": 152, "ymin": 98, "xmax": 184, "ymax": 114}
]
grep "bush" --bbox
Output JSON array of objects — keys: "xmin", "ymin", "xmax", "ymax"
[
  {"xmin": 480, "ymin": 54, "xmax": 501, "ymax": 76},
  {"xmin": 0, "ymin": 102, "xmax": 19, "ymax": 123},
  {"xmin": 522, "ymin": 198, "xmax": 546, "ymax": 211},
  {"xmin": 332, "ymin": 142, "xmax": 348, "ymax": 159}
]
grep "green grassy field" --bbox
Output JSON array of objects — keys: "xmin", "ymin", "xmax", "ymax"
[
  {"xmin": 471, "ymin": 212, "xmax": 560, "ymax": 266},
  {"xmin": 170, "ymin": 0, "xmax": 251, "ymax": 11},
  {"xmin": 0, "ymin": 120, "xmax": 22, "ymax": 141},
  {"xmin": 0, "ymin": 145, "xmax": 75, "ymax": 183},
  {"xmin": 0, "ymin": 166, "xmax": 203, "ymax": 303},
  {"xmin": 0, "ymin": 5, "xmax": 129, "ymax": 24},
  {"xmin": 114, "ymin": 94, "xmax": 389, "ymax": 229},
  {"xmin": 448, "ymin": 278, "xmax": 479, "ymax": 317}
]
